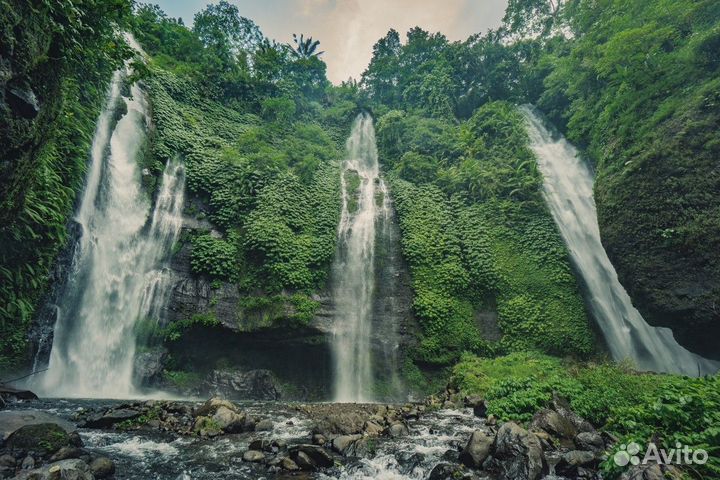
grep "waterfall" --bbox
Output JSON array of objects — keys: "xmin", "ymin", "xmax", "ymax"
[
  {"xmin": 522, "ymin": 106, "xmax": 718, "ymax": 376},
  {"xmin": 332, "ymin": 113, "xmax": 387, "ymax": 402},
  {"xmin": 35, "ymin": 65, "xmax": 185, "ymax": 398}
]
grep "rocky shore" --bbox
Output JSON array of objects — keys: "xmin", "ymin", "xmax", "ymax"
[{"xmin": 0, "ymin": 388, "xmax": 679, "ymax": 479}]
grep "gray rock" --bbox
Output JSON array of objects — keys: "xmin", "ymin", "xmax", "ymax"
[
  {"xmin": 203, "ymin": 369, "xmax": 280, "ymax": 400},
  {"xmin": 6, "ymin": 423, "xmax": 70, "ymax": 455},
  {"xmin": 388, "ymin": 421, "xmax": 409, "ymax": 438},
  {"xmin": 248, "ymin": 439, "xmax": 273, "ymax": 452},
  {"xmin": 0, "ymin": 454, "xmax": 16, "ymax": 468},
  {"xmin": 312, "ymin": 433, "xmax": 327, "ymax": 445},
  {"xmin": 49, "ymin": 447, "xmax": 84, "ymax": 462},
  {"xmin": 21, "ymin": 456, "xmax": 35, "ymax": 470},
  {"xmin": 89, "ymin": 456, "xmax": 115, "ymax": 478},
  {"xmin": 242, "ymin": 450, "xmax": 265, "ymax": 463},
  {"xmin": 562, "ymin": 450, "xmax": 595, "ymax": 466},
  {"xmin": 575, "ymin": 431, "xmax": 605, "ymax": 452},
  {"xmin": 460, "ymin": 429, "xmax": 494, "ymax": 468},
  {"xmin": 12, "ymin": 459, "xmax": 93, "ymax": 480},
  {"xmin": 212, "ymin": 405, "xmax": 245, "ymax": 433},
  {"xmin": 133, "ymin": 348, "xmax": 168, "ymax": 385},
  {"xmin": 255, "ymin": 419, "xmax": 273, "ymax": 431},
  {"xmin": 492, "ymin": 422, "xmax": 543, "ymax": 480},
  {"xmin": 0, "ymin": 411, "xmax": 75, "ymax": 441},
  {"xmin": 619, "ymin": 463, "xmax": 683, "ymax": 480},
  {"xmin": 331, "ymin": 434, "xmax": 362, "ymax": 455},
  {"xmin": 550, "ymin": 394, "xmax": 595, "ymax": 433},
  {"xmin": 193, "ymin": 397, "xmax": 239, "ymax": 418},
  {"xmin": 289, "ymin": 444, "xmax": 334, "ymax": 470},
  {"xmin": 7, "ymin": 87, "xmax": 40, "ymax": 119},
  {"xmin": 530, "ymin": 408, "xmax": 577, "ymax": 440},
  {"xmin": 83, "ymin": 408, "xmax": 141, "ymax": 428},
  {"xmin": 280, "ymin": 456, "xmax": 299, "ymax": 471}
]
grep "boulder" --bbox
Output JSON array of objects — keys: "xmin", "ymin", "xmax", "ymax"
[
  {"xmin": 0, "ymin": 411, "xmax": 74, "ymax": 441},
  {"xmin": 464, "ymin": 395, "xmax": 488, "ymax": 418},
  {"xmin": 388, "ymin": 421, "xmax": 409, "ymax": 438},
  {"xmin": 89, "ymin": 456, "xmax": 116, "ymax": 479},
  {"xmin": 530, "ymin": 408, "xmax": 577, "ymax": 440},
  {"xmin": 193, "ymin": 416, "xmax": 222, "ymax": 437},
  {"xmin": 248, "ymin": 439, "xmax": 273, "ymax": 452},
  {"xmin": 550, "ymin": 394, "xmax": 595, "ymax": 433},
  {"xmin": 212, "ymin": 406, "xmax": 245, "ymax": 433},
  {"xmin": 331, "ymin": 434, "xmax": 362, "ymax": 455},
  {"xmin": 280, "ymin": 456, "xmax": 299, "ymax": 471},
  {"xmin": 492, "ymin": 422, "xmax": 543, "ymax": 480},
  {"xmin": 575, "ymin": 431, "xmax": 605, "ymax": 452},
  {"xmin": 363, "ymin": 421, "xmax": 383, "ymax": 436},
  {"xmin": 460, "ymin": 429, "xmax": 494, "ymax": 468},
  {"xmin": 203, "ymin": 369, "xmax": 280, "ymax": 400},
  {"xmin": 83, "ymin": 408, "xmax": 141, "ymax": 428},
  {"xmin": 7, "ymin": 86, "xmax": 40, "ymax": 119},
  {"xmin": 255, "ymin": 419, "xmax": 273, "ymax": 431},
  {"xmin": 619, "ymin": 463, "xmax": 683, "ymax": 480},
  {"xmin": 49, "ymin": 447, "xmax": 84, "ymax": 462},
  {"xmin": 242, "ymin": 450, "xmax": 265, "ymax": 463},
  {"xmin": 428, "ymin": 462, "xmax": 480, "ymax": 480},
  {"xmin": 12, "ymin": 459, "xmax": 93, "ymax": 480},
  {"xmin": 193, "ymin": 397, "xmax": 239, "ymax": 418},
  {"xmin": 6, "ymin": 423, "xmax": 71, "ymax": 455},
  {"xmin": 0, "ymin": 454, "xmax": 15, "ymax": 478},
  {"xmin": 557, "ymin": 450, "xmax": 597, "ymax": 477},
  {"xmin": 289, "ymin": 444, "xmax": 334, "ymax": 470}
]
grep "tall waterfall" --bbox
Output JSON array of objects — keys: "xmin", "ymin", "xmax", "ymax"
[
  {"xmin": 332, "ymin": 113, "xmax": 389, "ymax": 402},
  {"xmin": 522, "ymin": 106, "xmax": 718, "ymax": 376},
  {"xmin": 36, "ymin": 68, "xmax": 185, "ymax": 398}
]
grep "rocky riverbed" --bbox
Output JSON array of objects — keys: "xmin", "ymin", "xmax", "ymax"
[{"xmin": 0, "ymin": 389, "xmax": 678, "ymax": 479}]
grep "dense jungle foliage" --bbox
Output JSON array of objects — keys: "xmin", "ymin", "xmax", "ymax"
[{"xmin": 2, "ymin": 0, "xmax": 719, "ymax": 476}]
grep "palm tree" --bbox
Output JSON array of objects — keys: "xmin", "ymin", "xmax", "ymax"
[{"xmin": 290, "ymin": 34, "xmax": 324, "ymax": 59}]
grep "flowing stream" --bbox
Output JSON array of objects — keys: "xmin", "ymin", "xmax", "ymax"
[
  {"xmin": 34, "ymin": 65, "xmax": 185, "ymax": 398},
  {"xmin": 522, "ymin": 106, "xmax": 718, "ymax": 376},
  {"xmin": 331, "ymin": 113, "xmax": 389, "ymax": 402}
]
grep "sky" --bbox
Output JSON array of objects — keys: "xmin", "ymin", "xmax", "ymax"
[{"xmin": 153, "ymin": 0, "xmax": 509, "ymax": 83}]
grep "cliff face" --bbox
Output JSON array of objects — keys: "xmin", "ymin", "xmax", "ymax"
[
  {"xmin": 595, "ymin": 99, "xmax": 720, "ymax": 360},
  {"xmin": 157, "ymin": 195, "xmax": 417, "ymax": 400}
]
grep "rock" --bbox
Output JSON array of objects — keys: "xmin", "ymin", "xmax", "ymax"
[
  {"xmin": 550, "ymin": 394, "xmax": 595, "ymax": 433},
  {"xmin": 193, "ymin": 397, "xmax": 239, "ymax": 418},
  {"xmin": 575, "ymin": 431, "xmax": 605, "ymax": 452},
  {"xmin": 460, "ymin": 429, "xmax": 494, "ymax": 468},
  {"xmin": 89, "ymin": 456, "xmax": 116, "ymax": 478},
  {"xmin": 248, "ymin": 439, "xmax": 273, "ymax": 452},
  {"xmin": 428, "ymin": 462, "xmax": 480, "ymax": 480},
  {"xmin": 83, "ymin": 408, "xmax": 141, "ymax": 428},
  {"xmin": 203, "ymin": 369, "xmax": 280, "ymax": 400},
  {"xmin": 557, "ymin": 449, "xmax": 597, "ymax": 476},
  {"xmin": 280, "ymin": 456, "xmax": 299, "ymax": 471},
  {"xmin": 7, "ymin": 86, "xmax": 40, "ymax": 119},
  {"xmin": 6, "ymin": 423, "xmax": 71, "ymax": 455},
  {"xmin": 530, "ymin": 408, "xmax": 577, "ymax": 440},
  {"xmin": 0, "ymin": 411, "xmax": 74, "ymax": 441},
  {"xmin": 289, "ymin": 444, "xmax": 334, "ymax": 470},
  {"xmin": 49, "ymin": 447, "xmax": 83, "ymax": 462},
  {"xmin": 21, "ymin": 455, "xmax": 35, "ymax": 470},
  {"xmin": 492, "ymin": 422, "xmax": 543, "ymax": 480},
  {"xmin": 255, "ymin": 419, "xmax": 273, "ymax": 431},
  {"xmin": 0, "ymin": 454, "xmax": 16, "ymax": 467},
  {"xmin": 12, "ymin": 459, "xmax": 93, "ymax": 480},
  {"xmin": 331, "ymin": 434, "xmax": 362, "ymax": 455},
  {"xmin": 619, "ymin": 463, "xmax": 683, "ymax": 480},
  {"xmin": 388, "ymin": 421, "xmax": 409, "ymax": 438},
  {"xmin": 364, "ymin": 421, "xmax": 383, "ymax": 436},
  {"xmin": 193, "ymin": 416, "xmax": 222, "ymax": 437},
  {"xmin": 133, "ymin": 348, "xmax": 168, "ymax": 385},
  {"xmin": 312, "ymin": 434, "xmax": 327, "ymax": 445},
  {"xmin": 464, "ymin": 395, "xmax": 488, "ymax": 417},
  {"xmin": 242, "ymin": 450, "xmax": 265, "ymax": 463},
  {"xmin": 212, "ymin": 406, "xmax": 245, "ymax": 433}
]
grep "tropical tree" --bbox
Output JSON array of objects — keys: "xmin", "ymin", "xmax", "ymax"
[{"xmin": 290, "ymin": 34, "xmax": 324, "ymax": 58}]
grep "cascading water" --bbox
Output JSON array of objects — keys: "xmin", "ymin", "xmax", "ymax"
[
  {"xmin": 332, "ymin": 113, "xmax": 388, "ymax": 402},
  {"xmin": 522, "ymin": 106, "xmax": 718, "ymax": 376},
  {"xmin": 35, "ymin": 63, "xmax": 185, "ymax": 398}
]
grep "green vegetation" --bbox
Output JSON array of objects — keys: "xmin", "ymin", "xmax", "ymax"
[
  {"xmin": 377, "ymin": 101, "xmax": 592, "ymax": 366},
  {"xmin": 0, "ymin": 0, "xmax": 133, "ymax": 367},
  {"xmin": 451, "ymin": 352, "xmax": 720, "ymax": 478}
]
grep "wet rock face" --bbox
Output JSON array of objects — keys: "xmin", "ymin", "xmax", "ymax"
[{"xmin": 202, "ymin": 369, "xmax": 281, "ymax": 401}]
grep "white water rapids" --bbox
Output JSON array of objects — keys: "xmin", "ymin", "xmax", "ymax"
[
  {"xmin": 522, "ymin": 106, "xmax": 718, "ymax": 376},
  {"xmin": 332, "ymin": 113, "xmax": 391, "ymax": 402},
  {"xmin": 35, "ymin": 65, "xmax": 185, "ymax": 397}
]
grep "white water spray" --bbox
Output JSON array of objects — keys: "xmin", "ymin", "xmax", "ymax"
[
  {"xmin": 522, "ymin": 106, "xmax": 718, "ymax": 376},
  {"xmin": 332, "ymin": 113, "xmax": 387, "ymax": 402},
  {"xmin": 36, "ymin": 62, "xmax": 185, "ymax": 398}
]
